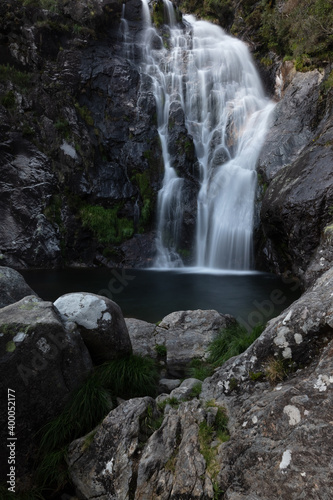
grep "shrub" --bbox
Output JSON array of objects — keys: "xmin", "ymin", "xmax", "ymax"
[{"xmin": 0, "ymin": 64, "xmax": 32, "ymax": 89}]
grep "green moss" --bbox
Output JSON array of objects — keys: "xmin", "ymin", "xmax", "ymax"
[
  {"xmin": 80, "ymin": 204, "xmax": 134, "ymax": 245},
  {"xmin": 152, "ymin": 0, "xmax": 165, "ymax": 27},
  {"xmin": 0, "ymin": 90, "xmax": 16, "ymax": 109},
  {"xmin": 0, "ymin": 64, "xmax": 32, "ymax": 90},
  {"xmin": 155, "ymin": 343, "xmax": 167, "ymax": 357},
  {"xmin": 54, "ymin": 119, "xmax": 70, "ymax": 139},
  {"xmin": 74, "ymin": 103, "xmax": 94, "ymax": 126}
]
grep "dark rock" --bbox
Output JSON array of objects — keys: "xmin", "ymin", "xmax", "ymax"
[
  {"xmin": 258, "ymin": 114, "xmax": 333, "ymax": 280},
  {"xmin": 0, "ymin": 135, "xmax": 61, "ymax": 268},
  {"xmin": 0, "ymin": 266, "xmax": 38, "ymax": 308},
  {"xmin": 0, "ymin": 295, "xmax": 93, "ymax": 483},
  {"xmin": 258, "ymin": 68, "xmax": 323, "ymax": 183},
  {"xmin": 54, "ymin": 292, "xmax": 132, "ymax": 364},
  {"xmin": 67, "ymin": 397, "xmax": 160, "ymax": 499}
]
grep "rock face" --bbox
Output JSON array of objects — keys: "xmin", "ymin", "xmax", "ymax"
[
  {"xmin": 54, "ymin": 292, "xmax": 132, "ymax": 363},
  {"xmin": 256, "ymin": 64, "xmax": 333, "ymax": 284},
  {"xmin": 67, "ymin": 267, "xmax": 333, "ymax": 499},
  {"xmin": 126, "ymin": 309, "xmax": 236, "ymax": 377},
  {"xmin": 67, "ymin": 397, "xmax": 160, "ymax": 499},
  {"xmin": 0, "ymin": 265, "xmax": 38, "ymax": 307},
  {"xmin": 0, "ymin": 295, "xmax": 93, "ymax": 483}
]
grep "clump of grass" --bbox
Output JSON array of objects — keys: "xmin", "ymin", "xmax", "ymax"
[
  {"xmin": 0, "ymin": 64, "xmax": 32, "ymax": 89},
  {"xmin": 157, "ymin": 396, "xmax": 180, "ymax": 412},
  {"xmin": 264, "ymin": 357, "xmax": 289, "ymax": 384},
  {"xmin": 36, "ymin": 354, "xmax": 159, "ymax": 490},
  {"xmin": 188, "ymin": 358, "xmax": 214, "ymax": 381},
  {"xmin": 95, "ymin": 354, "xmax": 159, "ymax": 399},
  {"xmin": 207, "ymin": 323, "xmax": 265, "ymax": 367},
  {"xmin": 188, "ymin": 381, "xmax": 202, "ymax": 399},
  {"xmin": 155, "ymin": 343, "xmax": 167, "ymax": 357}
]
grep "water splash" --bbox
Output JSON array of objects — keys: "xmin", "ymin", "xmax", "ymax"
[{"xmin": 139, "ymin": 1, "xmax": 274, "ymax": 269}]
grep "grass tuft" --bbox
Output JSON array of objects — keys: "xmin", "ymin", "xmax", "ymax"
[
  {"xmin": 207, "ymin": 323, "xmax": 265, "ymax": 367},
  {"xmin": 95, "ymin": 354, "xmax": 159, "ymax": 399}
]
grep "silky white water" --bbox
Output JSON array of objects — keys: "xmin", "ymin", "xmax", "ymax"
[{"xmin": 139, "ymin": 0, "xmax": 274, "ymax": 269}]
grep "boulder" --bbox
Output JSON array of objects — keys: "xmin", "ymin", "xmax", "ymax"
[
  {"xmin": 0, "ymin": 266, "xmax": 38, "ymax": 308},
  {"xmin": 0, "ymin": 295, "xmax": 93, "ymax": 483},
  {"xmin": 158, "ymin": 309, "xmax": 236, "ymax": 377},
  {"xmin": 126, "ymin": 310, "xmax": 236, "ymax": 377},
  {"xmin": 54, "ymin": 292, "xmax": 132, "ymax": 363},
  {"xmin": 67, "ymin": 397, "xmax": 160, "ymax": 499}
]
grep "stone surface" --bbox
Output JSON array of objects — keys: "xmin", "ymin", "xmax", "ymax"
[
  {"xmin": 126, "ymin": 310, "xmax": 236, "ymax": 377},
  {"xmin": 67, "ymin": 397, "xmax": 160, "ymax": 499},
  {"xmin": 0, "ymin": 295, "xmax": 93, "ymax": 483},
  {"xmin": 158, "ymin": 309, "xmax": 236, "ymax": 377},
  {"xmin": 256, "ymin": 66, "xmax": 333, "ymax": 283},
  {"xmin": 0, "ymin": 266, "xmax": 38, "ymax": 307},
  {"xmin": 54, "ymin": 292, "xmax": 132, "ymax": 363}
]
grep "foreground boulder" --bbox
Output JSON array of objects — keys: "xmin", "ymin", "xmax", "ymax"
[
  {"xmin": 54, "ymin": 292, "xmax": 132, "ymax": 363},
  {"xmin": 0, "ymin": 296, "xmax": 93, "ymax": 484},
  {"xmin": 126, "ymin": 309, "xmax": 236, "ymax": 377},
  {"xmin": 0, "ymin": 265, "xmax": 38, "ymax": 307},
  {"xmin": 67, "ymin": 397, "xmax": 160, "ymax": 499}
]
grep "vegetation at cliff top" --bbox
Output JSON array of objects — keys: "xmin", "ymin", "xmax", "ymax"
[{"xmin": 179, "ymin": 0, "xmax": 333, "ymax": 68}]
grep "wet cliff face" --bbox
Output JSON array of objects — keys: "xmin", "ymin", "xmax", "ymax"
[
  {"xmin": 255, "ymin": 64, "xmax": 333, "ymax": 286},
  {"xmin": 0, "ymin": 0, "xmax": 165, "ymax": 268}
]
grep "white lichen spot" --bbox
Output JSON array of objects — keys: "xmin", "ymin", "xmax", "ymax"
[
  {"xmin": 283, "ymin": 310, "xmax": 293, "ymax": 324},
  {"xmin": 60, "ymin": 141, "xmax": 78, "ymax": 160},
  {"xmin": 275, "ymin": 385, "xmax": 283, "ymax": 391},
  {"xmin": 36, "ymin": 337, "xmax": 51, "ymax": 354},
  {"xmin": 103, "ymin": 458, "xmax": 114, "ymax": 476},
  {"xmin": 304, "ymin": 410, "xmax": 309, "ymax": 416},
  {"xmin": 242, "ymin": 421, "xmax": 248, "ymax": 427},
  {"xmin": 300, "ymin": 472, "xmax": 306, "ymax": 477},
  {"xmin": 282, "ymin": 347, "xmax": 292, "ymax": 359},
  {"xmin": 274, "ymin": 327, "xmax": 290, "ymax": 349},
  {"xmin": 54, "ymin": 294, "xmax": 109, "ymax": 329},
  {"xmin": 252, "ymin": 416, "xmax": 258, "ymax": 424},
  {"xmin": 314, "ymin": 374, "xmax": 328, "ymax": 392},
  {"xmin": 250, "ymin": 356, "xmax": 257, "ymax": 364},
  {"xmin": 283, "ymin": 405, "xmax": 301, "ymax": 425},
  {"xmin": 102, "ymin": 312, "xmax": 112, "ymax": 322},
  {"xmin": 279, "ymin": 449, "xmax": 292, "ymax": 470},
  {"xmin": 13, "ymin": 332, "xmax": 28, "ymax": 343},
  {"xmin": 294, "ymin": 333, "xmax": 303, "ymax": 344}
]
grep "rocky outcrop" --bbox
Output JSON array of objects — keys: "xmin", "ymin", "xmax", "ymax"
[
  {"xmin": 256, "ymin": 65, "xmax": 333, "ymax": 284},
  {"xmin": 67, "ymin": 396, "xmax": 160, "ymax": 499},
  {"xmin": 0, "ymin": 0, "xmax": 165, "ymax": 268},
  {"xmin": 0, "ymin": 265, "xmax": 38, "ymax": 307},
  {"xmin": 67, "ymin": 267, "xmax": 333, "ymax": 499},
  {"xmin": 54, "ymin": 292, "xmax": 132, "ymax": 363},
  {"xmin": 0, "ymin": 295, "xmax": 93, "ymax": 483},
  {"xmin": 126, "ymin": 309, "xmax": 236, "ymax": 377}
]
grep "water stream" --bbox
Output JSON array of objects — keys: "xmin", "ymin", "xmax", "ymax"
[{"xmin": 139, "ymin": 0, "xmax": 274, "ymax": 270}]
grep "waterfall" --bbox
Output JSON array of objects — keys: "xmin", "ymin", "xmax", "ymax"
[{"xmin": 139, "ymin": 1, "xmax": 274, "ymax": 269}]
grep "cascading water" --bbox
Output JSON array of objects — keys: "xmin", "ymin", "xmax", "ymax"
[{"xmin": 139, "ymin": 1, "xmax": 274, "ymax": 269}]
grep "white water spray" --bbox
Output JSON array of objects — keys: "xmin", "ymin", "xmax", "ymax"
[{"xmin": 139, "ymin": 1, "xmax": 274, "ymax": 269}]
